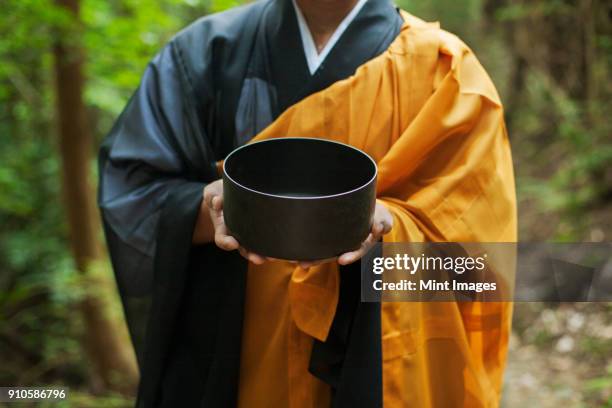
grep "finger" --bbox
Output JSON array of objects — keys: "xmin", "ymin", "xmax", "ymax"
[
  {"xmin": 247, "ymin": 252, "xmax": 266, "ymax": 265},
  {"xmin": 214, "ymin": 222, "xmax": 239, "ymax": 250},
  {"xmin": 374, "ymin": 200, "xmax": 394, "ymax": 234},
  {"xmin": 203, "ymin": 185, "xmax": 220, "ymax": 208},
  {"xmin": 216, "ymin": 233, "xmax": 239, "ymax": 251},
  {"xmin": 238, "ymin": 247, "xmax": 267, "ymax": 265},
  {"xmin": 338, "ymin": 248, "xmax": 364, "ymax": 265},
  {"xmin": 203, "ymin": 190, "xmax": 215, "ymax": 208},
  {"xmin": 204, "ymin": 181, "xmax": 224, "ymax": 208},
  {"xmin": 338, "ymin": 250, "xmax": 361, "ymax": 265},
  {"xmin": 209, "ymin": 207, "xmax": 226, "ymax": 229},
  {"xmin": 211, "ymin": 195, "xmax": 223, "ymax": 211},
  {"xmin": 371, "ymin": 221, "xmax": 384, "ymax": 236},
  {"xmin": 380, "ymin": 210, "xmax": 394, "ymax": 234},
  {"xmin": 338, "ymin": 233, "xmax": 376, "ymax": 265}
]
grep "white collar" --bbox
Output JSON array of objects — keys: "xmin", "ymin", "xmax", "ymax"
[{"xmin": 292, "ymin": 0, "xmax": 368, "ymax": 74}]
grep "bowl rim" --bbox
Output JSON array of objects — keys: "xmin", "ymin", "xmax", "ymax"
[{"xmin": 223, "ymin": 137, "xmax": 378, "ymax": 200}]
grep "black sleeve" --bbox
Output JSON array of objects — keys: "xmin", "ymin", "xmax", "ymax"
[
  {"xmin": 98, "ymin": 5, "xmax": 267, "ymax": 402},
  {"xmin": 98, "ymin": 40, "xmax": 218, "ymax": 299},
  {"xmin": 97, "ymin": 37, "xmax": 221, "ymax": 366}
]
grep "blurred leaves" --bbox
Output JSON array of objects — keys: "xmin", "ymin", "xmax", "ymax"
[{"xmin": 0, "ymin": 0, "xmax": 218, "ymax": 394}]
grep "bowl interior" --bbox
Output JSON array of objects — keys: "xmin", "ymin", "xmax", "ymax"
[{"xmin": 224, "ymin": 138, "xmax": 376, "ymax": 197}]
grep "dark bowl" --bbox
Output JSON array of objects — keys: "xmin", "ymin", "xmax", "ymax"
[{"xmin": 222, "ymin": 138, "xmax": 377, "ymax": 261}]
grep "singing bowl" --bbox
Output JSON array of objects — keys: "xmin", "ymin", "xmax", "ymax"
[{"xmin": 222, "ymin": 137, "xmax": 377, "ymax": 261}]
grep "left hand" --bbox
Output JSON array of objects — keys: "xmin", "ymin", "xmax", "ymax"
[
  {"xmin": 201, "ymin": 179, "xmax": 268, "ymax": 264},
  {"xmin": 298, "ymin": 200, "xmax": 393, "ymax": 269}
]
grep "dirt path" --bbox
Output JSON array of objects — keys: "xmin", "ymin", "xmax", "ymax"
[{"xmin": 502, "ymin": 304, "xmax": 612, "ymax": 407}]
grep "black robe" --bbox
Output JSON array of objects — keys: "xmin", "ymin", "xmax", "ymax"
[{"xmin": 98, "ymin": 0, "xmax": 402, "ymax": 406}]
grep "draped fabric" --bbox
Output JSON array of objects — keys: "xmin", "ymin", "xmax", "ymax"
[
  {"xmin": 98, "ymin": 3, "xmax": 267, "ymax": 370},
  {"xmin": 246, "ymin": 11, "xmax": 516, "ymax": 407},
  {"xmin": 99, "ymin": 0, "xmax": 515, "ymax": 405},
  {"xmin": 99, "ymin": 0, "xmax": 405, "ymax": 406}
]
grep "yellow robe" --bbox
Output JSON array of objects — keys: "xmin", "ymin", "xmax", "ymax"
[{"xmin": 237, "ymin": 11, "xmax": 516, "ymax": 408}]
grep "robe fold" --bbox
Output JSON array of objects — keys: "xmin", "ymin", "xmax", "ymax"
[
  {"xmin": 247, "ymin": 11, "xmax": 516, "ymax": 407},
  {"xmin": 98, "ymin": 0, "xmax": 516, "ymax": 406}
]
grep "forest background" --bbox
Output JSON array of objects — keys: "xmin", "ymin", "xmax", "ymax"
[{"xmin": 0, "ymin": 0, "xmax": 610, "ymax": 406}]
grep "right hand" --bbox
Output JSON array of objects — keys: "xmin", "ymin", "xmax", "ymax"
[{"xmin": 199, "ymin": 179, "xmax": 267, "ymax": 264}]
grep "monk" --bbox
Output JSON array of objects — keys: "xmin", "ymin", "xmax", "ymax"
[{"xmin": 98, "ymin": 0, "xmax": 516, "ymax": 406}]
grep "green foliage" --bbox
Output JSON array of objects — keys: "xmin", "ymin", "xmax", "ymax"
[
  {"xmin": 81, "ymin": 0, "xmax": 216, "ymax": 132},
  {"xmin": 0, "ymin": 0, "xmax": 226, "ymax": 397},
  {"xmin": 516, "ymin": 71, "xmax": 611, "ymax": 216},
  {"xmin": 584, "ymin": 364, "xmax": 612, "ymax": 407},
  {"xmin": 1, "ymin": 0, "xmax": 81, "ymax": 388},
  {"xmin": 397, "ymin": 0, "xmax": 482, "ymax": 47}
]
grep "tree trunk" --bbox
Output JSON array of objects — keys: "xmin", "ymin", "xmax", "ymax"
[{"xmin": 52, "ymin": 0, "xmax": 138, "ymax": 394}]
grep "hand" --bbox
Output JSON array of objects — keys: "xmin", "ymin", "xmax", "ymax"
[
  {"xmin": 196, "ymin": 183, "xmax": 393, "ymax": 268},
  {"xmin": 298, "ymin": 200, "xmax": 393, "ymax": 269},
  {"xmin": 199, "ymin": 179, "xmax": 267, "ymax": 265}
]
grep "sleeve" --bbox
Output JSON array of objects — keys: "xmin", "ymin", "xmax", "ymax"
[
  {"xmin": 375, "ymin": 33, "xmax": 517, "ymax": 405},
  {"xmin": 377, "ymin": 33, "xmax": 516, "ymax": 245},
  {"xmin": 98, "ymin": 39, "xmax": 223, "ymax": 366},
  {"xmin": 98, "ymin": 40, "xmax": 218, "ymax": 298}
]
